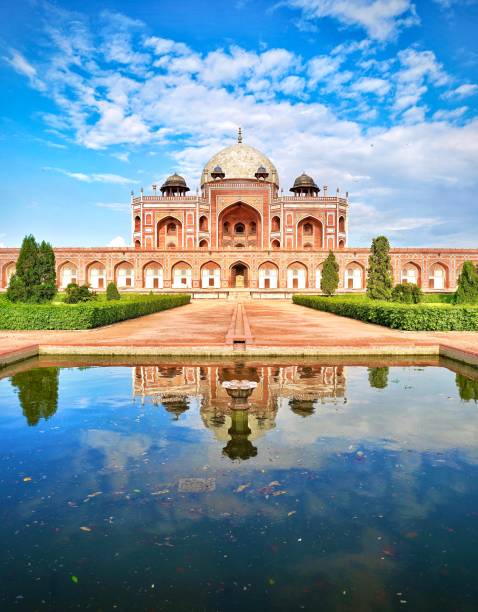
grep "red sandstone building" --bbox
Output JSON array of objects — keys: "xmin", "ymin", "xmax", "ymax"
[{"xmin": 1, "ymin": 131, "xmax": 477, "ymax": 296}]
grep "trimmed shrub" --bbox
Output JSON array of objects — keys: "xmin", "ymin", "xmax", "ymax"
[
  {"xmin": 455, "ymin": 261, "xmax": 478, "ymax": 304},
  {"xmin": 7, "ymin": 235, "xmax": 56, "ymax": 303},
  {"xmin": 64, "ymin": 283, "xmax": 97, "ymax": 304},
  {"xmin": 367, "ymin": 236, "xmax": 393, "ymax": 300},
  {"xmin": 106, "ymin": 282, "xmax": 121, "ymax": 301},
  {"xmin": 0, "ymin": 294, "xmax": 191, "ymax": 330},
  {"xmin": 321, "ymin": 251, "xmax": 339, "ymax": 296},
  {"xmin": 293, "ymin": 294, "xmax": 478, "ymax": 331},
  {"xmin": 391, "ymin": 282, "xmax": 423, "ymax": 304}
]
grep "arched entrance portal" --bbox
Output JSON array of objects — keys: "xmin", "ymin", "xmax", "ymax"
[{"xmin": 230, "ymin": 262, "xmax": 249, "ymax": 288}]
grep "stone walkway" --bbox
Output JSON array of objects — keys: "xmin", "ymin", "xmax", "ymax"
[{"xmin": 1, "ymin": 300, "xmax": 478, "ymax": 366}]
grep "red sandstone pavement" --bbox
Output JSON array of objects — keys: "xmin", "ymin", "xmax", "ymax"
[{"xmin": 0, "ymin": 300, "xmax": 477, "ymax": 362}]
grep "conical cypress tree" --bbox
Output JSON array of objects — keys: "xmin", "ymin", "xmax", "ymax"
[
  {"xmin": 6, "ymin": 235, "xmax": 39, "ymax": 302},
  {"xmin": 321, "ymin": 251, "xmax": 339, "ymax": 296},
  {"xmin": 6, "ymin": 235, "xmax": 56, "ymax": 303},
  {"xmin": 35, "ymin": 240, "xmax": 57, "ymax": 302},
  {"xmin": 367, "ymin": 236, "xmax": 393, "ymax": 300},
  {"xmin": 455, "ymin": 261, "xmax": 478, "ymax": 304}
]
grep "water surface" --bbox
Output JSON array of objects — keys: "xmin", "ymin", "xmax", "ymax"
[{"xmin": 1, "ymin": 357, "xmax": 478, "ymax": 611}]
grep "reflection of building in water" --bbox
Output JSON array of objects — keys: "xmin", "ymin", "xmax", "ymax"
[
  {"xmin": 133, "ymin": 363, "xmax": 347, "ymax": 428},
  {"xmin": 133, "ymin": 363, "xmax": 346, "ymax": 459}
]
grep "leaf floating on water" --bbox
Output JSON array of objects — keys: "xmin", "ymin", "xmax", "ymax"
[
  {"xmin": 87, "ymin": 491, "xmax": 102, "ymax": 498},
  {"xmin": 235, "ymin": 484, "xmax": 250, "ymax": 493},
  {"xmin": 287, "ymin": 511, "xmax": 296, "ymax": 517},
  {"xmin": 268, "ymin": 481, "xmax": 280, "ymax": 487},
  {"xmin": 71, "ymin": 575, "xmax": 78, "ymax": 584},
  {"xmin": 272, "ymin": 490, "xmax": 287, "ymax": 497},
  {"xmin": 23, "ymin": 477, "xmax": 32, "ymax": 482},
  {"xmin": 151, "ymin": 489, "xmax": 170, "ymax": 496},
  {"xmin": 80, "ymin": 526, "xmax": 92, "ymax": 532}
]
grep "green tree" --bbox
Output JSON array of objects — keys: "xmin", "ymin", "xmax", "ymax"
[
  {"xmin": 11, "ymin": 367, "xmax": 59, "ymax": 426},
  {"xmin": 6, "ymin": 235, "xmax": 56, "ymax": 303},
  {"xmin": 321, "ymin": 251, "xmax": 339, "ymax": 296},
  {"xmin": 6, "ymin": 235, "xmax": 39, "ymax": 302},
  {"xmin": 106, "ymin": 282, "xmax": 121, "ymax": 301},
  {"xmin": 366, "ymin": 236, "xmax": 393, "ymax": 300},
  {"xmin": 35, "ymin": 241, "xmax": 57, "ymax": 302},
  {"xmin": 368, "ymin": 367, "xmax": 389, "ymax": 389},
  {"xmin": 454, "ymin": 261, "xmax": 478, "ymax": 304},
  {"xmin": 456, "ymin": 373, "xmax": 478, "ymax": 402}
]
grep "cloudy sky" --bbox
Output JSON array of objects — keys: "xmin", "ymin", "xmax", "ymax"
[{"xmin": 1, "ymin": 0, "xmax": 477, "ymax": 248}]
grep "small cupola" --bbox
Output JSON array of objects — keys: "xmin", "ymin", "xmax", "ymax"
[
  {"xmin": 160, "ymin": 173, "xmax": 190, "ymax": 196},
  {"xmin": 255, "ymin": 165, "xmax": 269, "ymax": 180},
  {"xmin": 290, "ymin": 172, "xmax": 320, "ymax": 197},
  {"xmin": 211, "ymin": 165, "xmax": 225, "ymax": 180}
]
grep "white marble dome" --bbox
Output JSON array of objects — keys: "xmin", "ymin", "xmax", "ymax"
[{"xmin": 201, "ymin": 142, "xmax": 279, "ymax": 186}]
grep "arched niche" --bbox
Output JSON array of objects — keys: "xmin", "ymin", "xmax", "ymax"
[
  {"xmin": 157, "ymin": 216, "xmax": 183, "ymax": 249},
  {"xmin": 219, "ymin": 203, "xmax": 261, "ymax": 248},
  {"xmin": 86, "ymin": 261, "xmax": 106, "ymax": 289},
  {"xmin": 297, "ymin": 216, "xmax": 323, "ymax": 249},
  {"xmin": 344, "ymin": 262, "xmax": 364, "ymax": 290},
  {"xmin": 143, "ymin": 262, "xmax": 163, "ymax": 289},
  {"xmin": 258, "ymin": 261, "xmax": 279, "ymax": 289},
  {"xmin": 58, "ymin": 261, "xmax": 78, "ymax": 288},
  {"xmin": 172, "ymin": 261, "xmax": 192, "ymax": 289},
  {"xmin": 201, "ymin": 261, "xmax": 221, "ymax": 288},
  {"xmin": 287, "ymin": 262, "xmax": 308, "ymax": 289},
  {"xmin": 115, "ymin": 261, "xmax": 135, "ymax": 288},
  {"xmin": 401, "ymin": 262, "xmax": 421, "ymax": 287}
]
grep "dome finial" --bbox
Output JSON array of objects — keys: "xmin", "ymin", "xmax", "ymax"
[{"xmin": 237, "ymin": 127, "xmax": 243, "ymax": 144}]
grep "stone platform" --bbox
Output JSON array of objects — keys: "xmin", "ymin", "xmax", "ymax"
[{"xmin": 0, "ymin": 300, "xmax": 478, "ymax": 368}]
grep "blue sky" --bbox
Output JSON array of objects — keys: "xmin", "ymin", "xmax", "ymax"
[{"xmin": 1, "ymin": 0, "xmax": 477, "ymax": 248}]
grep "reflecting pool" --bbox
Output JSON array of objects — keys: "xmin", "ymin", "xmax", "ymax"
[{"xmin": 1, "ymin": 356, "xmax": 478, "ymax": 611}]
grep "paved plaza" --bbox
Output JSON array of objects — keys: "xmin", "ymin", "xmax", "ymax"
[{"xmin": 1, "ymin": 300, "xmax": 478, "ymax": 368}]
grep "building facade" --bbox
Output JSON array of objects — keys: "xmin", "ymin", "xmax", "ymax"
[{"xmin": 1, "ymin": 131, "xmax": 477, "ymax": 296}]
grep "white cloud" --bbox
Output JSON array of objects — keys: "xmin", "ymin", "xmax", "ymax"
[
  {"xmin": 433, "ymin": 106, "xmax": 468, "ymax": 121},
  {"xmin": 108, "ymin": 235, "xmax": 128, "ymax": 247},
  {"xmin": 352, "ymin": 76, "xmax": 391, "ymax": 96},
  {"xmin": 393, "ymin": 48, "xmax": 449, "ymax": 113},
  {"xmin": 96, "ymin": 202, "xmax": 130, "ymax": 212},
  {"xmin": 4, "ymin": 49, "xmax": 46, "ymax": 91},
  {"xmin": 44, "ymin": 167, "xmax": 139, "ymax": 184},
  {"xmin": 442, "ymin": 83, "xmax": 478, "ymax": 100},
  {"xmin": 6, "ymin": 8, "xmax": 478, "ymax": 246},
  {"xmin": 283, "ymin": 0, "xmax": 420, "ymax": 41},
  {"xmin": 111, "ymin": 151, "xmax": 130, "ymax": 162}
]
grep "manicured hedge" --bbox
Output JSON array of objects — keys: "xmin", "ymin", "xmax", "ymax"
[
  {"xmin": 293, "ymin": 294, "xmax": 478, "ymax": 331},
  {"xmin": 0, "ymin": 294, "xmax": 191, "ymax": 330}
]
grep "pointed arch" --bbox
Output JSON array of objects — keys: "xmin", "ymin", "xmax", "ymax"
[
  {"xmin": 114, "ymin": 260, "xmax": 135, "ymax": 288},
  {"xmin": 344, "ymin": 261, "xmax": 364, "ymax": 290},
  {"xmin": 429, "ymin": 262, "xmax": 448, "ymax": 290},
  {"xmin": 229, "ymin": 260, "xmax": 250, "ymax": 288},
  {"xmin": 171, "ymin": 260, "xmax": 192, "ymax": 289},
  {"xmin": 86, "ymin": 261, "xmax": 106, "ymax": 289},
  {"xmin": 218, "ymin": 202, "xmax": 261, "ymax": 248},
  {"xmin": 58, "ymin": 261, "xmax": 78, "ymax": 288},
  {"xmin": 287, "ymin": 261, "xmax": 308, "ymax": 289},
  {"xmin": 401, "ymin": 261, "xmax": 421, "ymax": 287},
  {"xmin": 200, "ymin": 261, "xmax": 221, "ymax": 288},
  {"xmin": 157, "ymin": 215, "xmax": 183, "ymax": 249},
  {"xmin": 143, "ymin": 261, "xmax": 163, "ymax": 289},
  {"xmin": 297, "ymin": 216, "xmax": 323, "ymax": 249},
  {"xmin": 258, "ymin": 261, "xmax": 279, "ymax": 289},
  {"xmin": 2, "ymin": 261, "xmax": 16, "ymax": 288}
]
